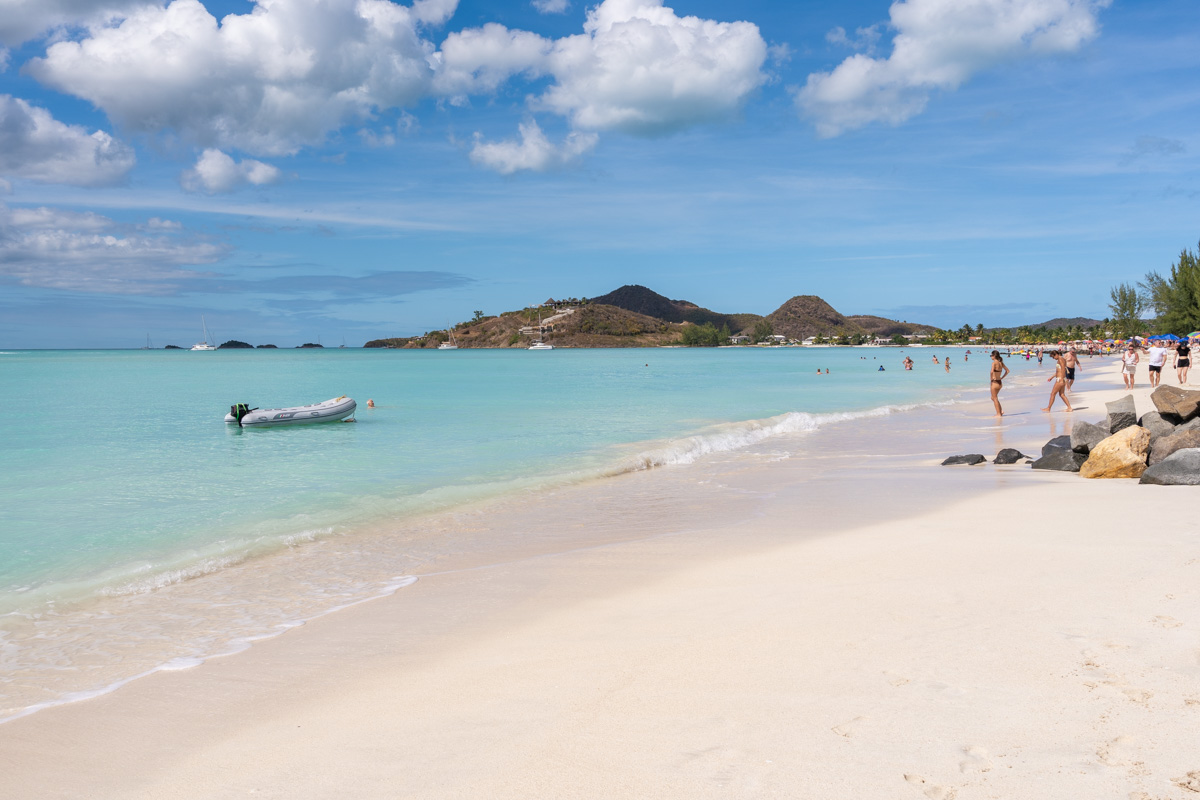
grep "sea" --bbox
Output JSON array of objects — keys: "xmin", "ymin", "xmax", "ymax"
[{"xmin": 0, "ymin": 345, "xmax": 1000, "ymax": 720}]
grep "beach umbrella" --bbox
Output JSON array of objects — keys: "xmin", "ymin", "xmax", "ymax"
[
  {"xmin": 1188, "ymin": 332, "xmax": 1200, "ymax": 339},
  {"xmin": 1160, "ymin": 333, "xmax": 1180, "ymax": 341}
]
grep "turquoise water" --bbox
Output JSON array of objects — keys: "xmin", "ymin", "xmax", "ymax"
[{"xmin": 0, "ymin": 346, "xmax": 988, "ymax": 616}]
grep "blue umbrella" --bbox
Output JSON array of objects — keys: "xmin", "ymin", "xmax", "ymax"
[{"xmin": 1160, "ymin": 333, "xmax": 1180, "ymax": 341}]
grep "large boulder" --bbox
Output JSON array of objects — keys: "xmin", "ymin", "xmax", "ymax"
[
  {"xmin": 942, "ymin": 454, "xmax": 986, "ymax": 466},
  {"xmin": 1148, "ymin": 427, "xmax": 1200, "ymax": 466},
  {"xmin": 1080, "ymin": 426, "xmax": 1151, "ymax": 479},
  {"xmin": 1178, "ymin": 416, "xmax": 1200, "ymax": 433},
  {"xmin": 1105, "ymin": 395, "xmax": 1138, "ymax": 434},
  {"xmin": 1150, "ymin": 385, "xmax": 1200, "ymax": 422},
  {"xmin": 1140, "ymin": 448, "xmax": 1200, "ymax": 485},
  {"xmin": 994, "ymin": 448, "xmax": 1028, "ymax": 465},
  {"xmin": 1031, "ymin": 450, "xmax": 1087, "ymax": 472},
  {"xmin": 1041, "ymin": 435, "xmax": 1073, "ymax": 456},
  {"xmin": 1070, "ymin": 420, "xmax": 1110, "ymax": 454},
  {"xmin": 1138, "ymin": 411, "xmax": 1178, "ymax": 443}
]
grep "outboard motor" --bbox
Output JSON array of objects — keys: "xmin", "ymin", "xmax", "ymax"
[{"xmin": 230, "ymin": 403, "xmax": 254, "ymax": 428}]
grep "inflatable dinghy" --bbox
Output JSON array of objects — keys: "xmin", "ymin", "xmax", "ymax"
[{"xmin": 225, "ymin": 396, "xmax": 356, "ymax": 427}]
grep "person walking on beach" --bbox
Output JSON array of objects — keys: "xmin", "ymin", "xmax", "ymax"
[
  {"xmin": 1062, "ymin": 347, "xmax": 1081, "ymax": 392},
  {"xmin": 1175, "ymin": 339, "xmax": 1192, "ymax": 384},
  {"xmin": 1146, "ymin": 340, "xmax": 1168, "ymax": 387},
  {"xmin": 1043, "ymin": 351, "xmax": 1073, "ymax": 412},
  {"xmin": 990, "ymin": 351, "xmax": 1010, "ymax": 417},
  {"xmin": 1121, "ymin": 344, "xmax": 1139, "ymax": 389}
]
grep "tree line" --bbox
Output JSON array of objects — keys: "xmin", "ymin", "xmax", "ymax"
[{"xmin": 1108, "ymin": 241, "xmax": 1200, "ymax": 339}]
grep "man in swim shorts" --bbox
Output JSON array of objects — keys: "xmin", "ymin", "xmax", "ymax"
[
  {"xmin": 1062, "ymin": 347, "xmax": 1081, "ymax": 392},
  {"xmin": 1146, "ymin": 340, "xmax": 1168, "ymax": 387}
]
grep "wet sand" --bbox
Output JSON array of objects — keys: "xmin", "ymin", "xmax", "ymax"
[{"xmin": 3, "ymin": 355, "xmax": 1198, "ymax": 799}]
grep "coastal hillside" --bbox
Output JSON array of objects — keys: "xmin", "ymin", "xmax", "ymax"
[
  {"xmin": 766, "ymin": 296, "xmax": 863, "ymax": 340},
  {"xmin": 590, "ymin": 285, "xmax": 759, "ymax": 332},
  {"xmin": 845, "ymin": 315, "xmax": 940, "ymax": 338},
  {"xmin": 365, "ymin": 286, "xmax": 975, "ymax": 347}
]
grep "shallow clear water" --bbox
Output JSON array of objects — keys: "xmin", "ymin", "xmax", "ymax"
[{"xmin": 0, "ymin": 346, "xmax": 986, "ymax": 616}]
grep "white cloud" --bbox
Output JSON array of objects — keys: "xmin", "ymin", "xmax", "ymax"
[
  {"xmin": 181, "ymin": 149, "xmax": 282, "ymax": 193},
  {"xmin": 0, "ymin": 204, "xmax": 225, "ymax": 294},
  {"xmin": 531, "ymin": 0, "xmax": 569, "ymax": 13},
  {"xmin": 438, "ymin": 0, "xmax": 768, "ymax": 136},
  {"xmin": 0, "ymin": 47, "xmax": 9, "ymax": 72},
  {"xmin": 0, "ymin": 0, "xmax": 157, "ymax": 47},
  {"xmin": 798, "ymin": 0, "xmax": 1111, "ymax": 137},
  {"xmin": 469, "ymin": 120, "xmax": 597, "ymax": 174},
  {"xmin": 0, "ymin": 94, "xmax": 135, "ymax": 186},
  {"xmin": 28, "ymin": 0, "xmax": 456, "ymax": 157}
]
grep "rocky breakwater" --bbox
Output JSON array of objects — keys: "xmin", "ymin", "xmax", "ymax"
[{"xmin": 1026, "ymin": 388, "xmax": 1200, "ymax": 483}]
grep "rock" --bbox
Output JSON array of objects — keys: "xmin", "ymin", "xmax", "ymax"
[
  {"xmin": 1105, "ymin": 394, "xmax": 1137, "ymax": 434},
  {"xmin": 1031, "ymin": 450, "xmax": 1087, "ymax": 472},
  {"xmin": 1070, "ymin": 420, "xmax": 1110, "ymax": 454},
  {"xmin": 994, "ymin": 448, "xmax": 1027, "ymax": 465},
  {"xmin": 1178, "ymin": 416, "xmax": 1200, "ymax": 433},
  {"xmin": 1138, "ymin": 411, "xmax": 1177, "ymax": 443},
  {"xmin": 1150, "ymin": 385, "xmax": 1200, "ymax": 422},
  {"xmin": 942, "ymin": 454, "xmax": 986, "ymax": 466},
  {"xmin": 1080, "ymin": 426, "xmax": 1151, "ymax": 479},
  {"xmin": 1140, "ymin": 448, "xmax": 1200, "ymax": 485},
  {"xmin": 1148, "ymin": 427, "xmax": 1200, "ymax": 466},
  {"xmin": 1041, "ymin": 435, "xmax": 1073, "ymax": 456}
]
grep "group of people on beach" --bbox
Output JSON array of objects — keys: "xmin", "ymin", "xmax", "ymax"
[{"xmin": 1119, "ymin": 339, "xmax": 1192, "ymax": 389}]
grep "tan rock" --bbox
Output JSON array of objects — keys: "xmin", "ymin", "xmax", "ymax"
[
  {"xmin": 1080, "ymin": 426, "xmax": 1151, "ymax": 479},
  {"xmin": 1150, "ymin": 385, "xmax": 1200, "ymax": 422}
]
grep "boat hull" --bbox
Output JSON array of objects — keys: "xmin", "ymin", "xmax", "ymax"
[{"xmin": 225, "ymin": 396, "xmax": 357, "ymax": 427}]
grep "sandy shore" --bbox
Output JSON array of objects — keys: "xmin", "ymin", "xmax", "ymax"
[{"xmin": 3, "ymin": 355, "xmax": 1199, "ymax": 799}]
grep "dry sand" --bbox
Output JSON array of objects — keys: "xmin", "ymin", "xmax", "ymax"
[{"xmin": 2, "ymin": 354, "xmax": 1198, "ymax": 799}]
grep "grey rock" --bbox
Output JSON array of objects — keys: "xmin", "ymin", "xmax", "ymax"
[
  {"xmin": 1150, "ymin": 385, "xmax": 1200, "ymax": 422},
  {"xmin": 1148, "ymin": 428, "xmax": 1200, "ymax": 466},
  {"xmin": 942, "ymin": 454, "xmax": 986, "ymax": 466},
  {"xmin": 1041, "ymin": 435, "xmax": 1073, "ymax": 456},
  {"xmin": 1106, "ymin": 394, "xmax": 1137, "ymax": 434},
  {"xmin": 1031, "ymin": 449, "xmax": 1087, "ymax": 472},
  {"xmin": 1138, "ymin": 411, "xmax": 1177, "ymax": 443},
  {"xmin": 994, "ymin": 448, "xmax": 1027, "ymax": 465},
  {"xmin": 1140, "ymin": 448, "xmax": 1200, "ymax": 485},
  {"xmin": 1070, "ymin": 421, "xmax": 1110, "ymax": 454},
  {"xmin": 1178, "ymin": 416, "xmax": 1200, "ymax": 433}
]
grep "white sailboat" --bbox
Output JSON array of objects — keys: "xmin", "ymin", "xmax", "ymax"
[
  {"xmin": 191, "ymin": 317, "xmax": 216, "ymax": 351},
  {"xmin": 437, "ymin": 327, "xmax": 459, "ymax": 350},
  {"xmin": 528, "ymin": 311, "xmax": 553, "ymax": 349}
]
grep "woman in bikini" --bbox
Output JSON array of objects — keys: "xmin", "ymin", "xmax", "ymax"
[
  {"xmin": 1175, "ymin": 339, "xmax": 1192, "ymax": 385},
  {"xmin": 990, "ymin": 350, "xmax": 1009, "ymax": 417}
]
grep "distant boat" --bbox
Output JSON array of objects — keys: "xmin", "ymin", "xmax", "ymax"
[
  {"xmin": 438, "ymin": 327, "xmax": 459, "ymax": 350},
  {"xmin": 141, "ymin": 334, "xmax": 153, "ymax": 350},
  {"xmin": 191, "ymin": 317, "xmax": 216, "ymax": 351},
  {"xmin": 528, "ymin": 341, "xmax": 553, "ymax": 350}
]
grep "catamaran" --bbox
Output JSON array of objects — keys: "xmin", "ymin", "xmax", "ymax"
[{"xmin": 191, "ymin": 317, "xmax": 216, "ymax": 351}]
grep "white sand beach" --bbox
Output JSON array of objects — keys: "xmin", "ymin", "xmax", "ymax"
[{"xmin": 3, "ymin": 355, "xmax": 1199, "ymax": 799}]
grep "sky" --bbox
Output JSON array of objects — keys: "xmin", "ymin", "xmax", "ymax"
[{"xmin": 1, "ymin": 0, "xmax": 1198, "ymax": 348}]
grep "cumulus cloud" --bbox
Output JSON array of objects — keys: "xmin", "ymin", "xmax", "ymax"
[
  {"xmin": 0, "ymin": 94, "xmax": 136, "ymax": 186},
  {"xmin": 27, "ymin": 0, "xmax": 456, "ymax": 156},
  {"xmin": 532, "ymin": 0, "xmax": 569, "ymax": 13},
  {"xmin": 438, "ymin": 0, "xmax": 768, "ymax": 136},
  {"xmin": 798, "ymin": 0, "xmax": 1111, "ymax": 137},
  {"xmin": 0, "ymin": 204, "xmax": 225, "ymax": 294},
  {"xmin": 0, "ymin": 0, "xmax": 158, "ymax": 47},
  {"xmin": 469, "ymin": 120, "xmax": 597, "ymax": 174},
  {"xmin": 181, "ymin": 149, "xmax": 282, "ymax": 193}
]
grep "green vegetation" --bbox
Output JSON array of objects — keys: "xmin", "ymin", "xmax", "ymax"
[
  {"xmin": 1140, "ymin": 243, "xmax": 1200, "ymax": 334},
  {"xmin": 1107, "ymin": 282, "xmax": 1147, "ymax": 338},
  {"xmin": 680, "ymin": 322, "xmax": 724, "ymax": 346},
  {"xmin": 890, "ymin": 334, "xmax": 907, "ymax": 345},
  {"xmin": 751, "ymin": 319, "xmax": 774, "ymax": 343}
]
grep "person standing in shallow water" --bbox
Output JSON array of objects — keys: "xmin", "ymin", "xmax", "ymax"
[
  {"xmin": 1043, "ymin": 351, "xmax": 1073, "ymax": 413},
  {"xmin": 989, "ymin": 351, "xmax": 1010, "ymax": 417}
]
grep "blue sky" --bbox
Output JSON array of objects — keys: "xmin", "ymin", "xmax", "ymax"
[{"xmin": 1, "ymin": 0, "xmax": 1198, "ymax": 347}]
